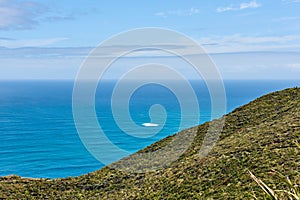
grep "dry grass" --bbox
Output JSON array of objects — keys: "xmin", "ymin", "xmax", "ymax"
[{"xmin": 249, "ymin": 170, "xmax": 299, "ymax": 200}]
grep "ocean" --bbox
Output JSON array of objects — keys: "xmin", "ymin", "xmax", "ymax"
[{"xmin": 0, "ymin": 80, "xmax": 299, "ymax": 178}]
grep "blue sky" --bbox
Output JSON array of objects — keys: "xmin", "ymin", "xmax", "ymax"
[{"xmin": 0, "ymin": 0, "xmax": 300, "ymax": 79}]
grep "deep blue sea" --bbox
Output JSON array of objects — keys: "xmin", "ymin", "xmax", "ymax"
[{"xmin": 0, "ymin": 80, "xmax": 299, "ymax": 178}]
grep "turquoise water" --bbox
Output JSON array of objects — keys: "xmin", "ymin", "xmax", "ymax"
[{"xmin": 0, "ymin": 80, "xmax": 299, "ymax": 178}]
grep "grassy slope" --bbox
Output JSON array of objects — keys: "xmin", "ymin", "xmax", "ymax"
[{"xmin": 0, "ymin": 88, "xmax": 299, "ymax": 199}]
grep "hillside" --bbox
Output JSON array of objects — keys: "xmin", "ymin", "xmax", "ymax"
[{"xmin": 0, "ymin": 87, "xmax": 299, "ymax": 199}]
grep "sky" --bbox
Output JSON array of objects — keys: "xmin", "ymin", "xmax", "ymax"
[{"xmin": 0, "ymin": 0, "xmax": 300, "ymax": 80}]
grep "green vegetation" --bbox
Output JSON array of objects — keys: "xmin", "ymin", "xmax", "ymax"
[{"xmin": 0, "ymin": 88, "xmax": 299, "ymax": 199}]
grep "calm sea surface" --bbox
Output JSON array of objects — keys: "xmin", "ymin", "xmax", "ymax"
[{"xmin": 0, "ymin": 80, "xmax": 299, "ymax": 178}]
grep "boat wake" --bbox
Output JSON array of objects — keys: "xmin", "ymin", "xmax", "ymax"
[{"xmin": 142, "ymin": 123, "xmax": 159, "ymax": 127}]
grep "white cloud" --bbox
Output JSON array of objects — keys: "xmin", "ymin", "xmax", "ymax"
[
  {"xmin": 0, "ymin": 38, "xmax": 68, "ymax": 48},
  {"xmin": 274, "ymin": 16, "xmax": 300, "ymax": 21},
  {"xmin": 240, "ymin": 1, "xmax": 260, "ymax": 9},
  {"xmin": 171, "ymin": 8, "xmax": 200, "ymax": 16},
  {"xmin": 155, "ymin": 8, "xmax": 200, "ymax": 17},
  {"xmin": 198, "ymin": 34, "xmax": 300, "ymax": 53},
  {"xmin": 0, "ymin": 0, "xmax": 91, "ymax": 30},
  {"xmin": 154, "ymin": 12, "xmax": 166, "ymax": 17},
  {"xmin": 282, "ymin": 0, "xmax": 300, "ymax": 3},
  {"xmin": 216, "ymin": 6, "xmax": 235, "ymax": 12},
  {"xmin": 217, "ymin": 0, "xmax": 261, "ymax": 13},
  {"xmin": 0, "ymin": 0, "xmax": 46, "ymax": 30},
  {"xmin": 288, "ymin": 63, "xmax": 300, "ymax": 71}
]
